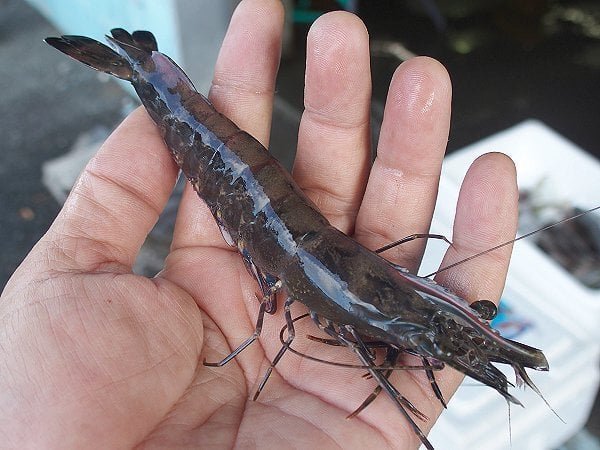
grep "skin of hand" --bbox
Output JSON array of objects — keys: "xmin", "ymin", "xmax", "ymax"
[{"xmin": 0, "ymin": 0, "xmax": 518, "ymax": 448}]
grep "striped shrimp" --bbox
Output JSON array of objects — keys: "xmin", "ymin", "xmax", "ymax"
[{"xmin": 46, "ymin": 29, "xmax": 554, "ymax": 450}]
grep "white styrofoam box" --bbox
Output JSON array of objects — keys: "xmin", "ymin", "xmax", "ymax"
[
  {"xmin": 441, "ymin": 120, "xmax": 599, "ymax": 206},
  {"xmin": 437, "ymin": 120, "xmax": 600, "ymax": 339},
  {"xmin": 419, "ymin": 120, "xmax": 600, "ymax": 449}
]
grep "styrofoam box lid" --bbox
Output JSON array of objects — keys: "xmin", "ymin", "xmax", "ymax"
[{"xmin": 436, "ymin": 120, "xmax": 600, "ymax": 339}]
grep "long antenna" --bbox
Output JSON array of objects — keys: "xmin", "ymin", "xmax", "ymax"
[{"xmin": 425, "ymin": 205, "xmax": 600, "ymax": 278}]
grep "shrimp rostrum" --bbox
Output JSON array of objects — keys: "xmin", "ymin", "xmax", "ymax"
[{"xmin": 46, "ymin": 30, "xmax": 550, "ymax": 449}]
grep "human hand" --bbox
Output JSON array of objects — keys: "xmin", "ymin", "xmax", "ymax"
[{"xmin": 1, "ymin": 0, "xmax": 517, "ymax": 448}]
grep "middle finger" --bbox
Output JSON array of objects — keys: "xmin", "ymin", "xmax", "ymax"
[
  {"xmin": 355, "ymin": 57, "xmax": 452, "ymax": 271},
  {"xmin": 292, "ymin": 12, "xmax": 372, "ymax": 234},
  {"xmin": 169, "ymin": 0, "xmax": 284, "ymax": 253}
]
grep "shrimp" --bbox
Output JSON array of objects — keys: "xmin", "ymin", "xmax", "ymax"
[{"xmin": 45, "ymin": 29, "xmax": 551, "ymax": 450}]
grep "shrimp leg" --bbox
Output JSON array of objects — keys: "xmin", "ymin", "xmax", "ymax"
[
  {"xmin": 240, "ymin": 247, "xmax": 279, "ymax": 313},
  {"xmin": 346, "ymin": 346, "xmax": 400, "ymax": 419},
  {"xmin": 303, "ymin": 331, "xmax": 448, "ymax": 409},
  {"xmin": 375, "ymin": 233, "xmax": 452, "ymax": 254},
  {"xmin": 203, "ymin": 300, "xmax": 268, "ymax": 367},
  {"xmin": 309, "ymin": 313, "xmax": 432, "ymax": 448},
  {"xmin": 253, "ymin": 297, "xmax": 295, "ymax": 400},
  {"xmin": 421, "ymin": 355, "xmax": 447, "ymax": 408}
]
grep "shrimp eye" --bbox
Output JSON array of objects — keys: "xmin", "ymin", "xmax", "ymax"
[{"xmin": 470, "ymin": 300, "xmax": 498, "ymax": 320}]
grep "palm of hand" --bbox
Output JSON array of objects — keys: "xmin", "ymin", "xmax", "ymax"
[
  {"xmin": 4, "ymin": 240, "xmax": 432, "ymax": 449},
  {"xmin": 1, "ymin": 2, "xmax": 518, "ymax": 449}
]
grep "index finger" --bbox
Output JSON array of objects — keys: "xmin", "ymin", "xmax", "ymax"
[
  {"xmin": 169, "ymin": 0, "xmax": 284, "ymax": 254},
  {"xmin": 292, "ymin": 12, "xmax": 372, "ymax": 234}
]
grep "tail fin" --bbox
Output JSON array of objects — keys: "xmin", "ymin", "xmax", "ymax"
[
  {"xmin": 45, "ymin": 35, "xmax": 134, "ymax": 80},
  {"xmin": 109, "ymin": 28, "xmax": 157, "ymax": 53}
]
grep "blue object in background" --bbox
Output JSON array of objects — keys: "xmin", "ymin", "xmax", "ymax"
[
  {"xmin": 25, "ymin": 0, "xmax": 238, "ymax": 93},
  {"xmin": 25, "ymin": 0, "xmax": 182, "ymax": 61},
  {"xmin": 491, "ymin": 300, "xmax": 533, "ymax": 340},
  {"xmin": 294, "ymin": 0, "xmax": 357, "ymax": 23}
]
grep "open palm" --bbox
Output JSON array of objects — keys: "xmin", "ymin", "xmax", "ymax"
[{"xmin": 1, "ymin": 1, "xmax": 518, "ymax": 448}]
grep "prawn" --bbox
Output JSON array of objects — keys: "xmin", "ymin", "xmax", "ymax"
[{"xmin": 46, "ymin": 29, "xmax": 553, "ymax": 449}]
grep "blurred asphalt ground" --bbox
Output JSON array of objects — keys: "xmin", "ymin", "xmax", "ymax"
[
  {"xmin": 0, "ymin": 0, "xmax": 126, "ymax": 286},
  {"xmin": 0, "ymin": 0, "xmax": 598, "ymax": 448}
]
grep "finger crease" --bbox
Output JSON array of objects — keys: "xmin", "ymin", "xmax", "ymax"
[
  {"xmin": 302, "ymin": 185, "xmax": 361, "ymax": 218},
  {"xmin": 303, "ymin": 107, "xmax": 370, "ymax": 131},
  {"xmin": 82, "ymin": 167, "xmax": 164, "ymax": 219},
  {"xmin": 210, "ymin": 78, "xmax": 276, "ymax": 99}
]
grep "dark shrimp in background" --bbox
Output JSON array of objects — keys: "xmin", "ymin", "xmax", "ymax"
[{"xmin": 46, "ymin": 29, "xmax": 550, "ymax": 449}]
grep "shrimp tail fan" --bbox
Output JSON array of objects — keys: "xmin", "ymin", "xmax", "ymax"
[
  {"xmin": 45, "ymin": 28, "xmax": 158, "ymax": 82},
  {"xmin": 45, "ymin": 33, "xmax": 134, "ymax": 81}
]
